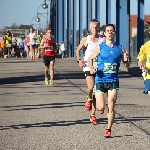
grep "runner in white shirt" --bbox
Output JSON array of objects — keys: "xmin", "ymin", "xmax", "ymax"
[
  {"xmin": 27, "ymin": 27, "xmax": 36, "ymax": 60},
  {"xmin": 76, "ymin": 19, "xmax": 104, "ymax": 125}
]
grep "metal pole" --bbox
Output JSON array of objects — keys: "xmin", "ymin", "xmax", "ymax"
[
  {"xmin": 106, "ymin": 0, "xmax": 111, "ymax": 24},
  {"xmin": 137, "ymin": 0, "xmax": 144, "ymax": 54},
  {"xmin": 70, "ymin": 0, "xmax": 72, "ymax": 57},
  {"xmin": 73, "ymin": 0, "xmax": 76, "ymax": 57},
  {"xmin": 67, "ymin": 0, "xmax": 71, "ymax": 57},
  {"xmin": 86, "ymin": 0, "xmax": 91, "ymax": 32},
  {"xmin": 79, "ymin": 0, "xmax": 83, "ymax": 56},
  {"xmin": 95, "ymin": 0, "xmax": 100, "ymax": 22},
  {"xmin": 56, "ymin": 0, "xmax": 58, "ymax": 42},
  {"xmin": 63, "ymin": 0, "xmax": 67, "ymax": 44},
  {"xmin": 47, "ymin": 7, "xmax": 48, "ymax": 28},
  {"xmin": 62, "ymin": 0, "xmax": 64, "ymax": 42},
  {"xmin": 127, "ymin": 0, "xmax": 131, "ymax": 62},
  {"xmin": 116, "ymin": 0, "xmax": 127, "ymax": 49},
  {"xmin": 90, "ymin": 0, "xmax": 92, "ymax": 20},
  {"xmin": 49, "ymin": 0, "xmax": 51, "ymax": 27}
]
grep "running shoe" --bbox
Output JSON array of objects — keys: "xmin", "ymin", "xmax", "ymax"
[
  {"xmin": 104, "ymin": 129, "xmax": 111, "ymax": 138},
  {"xmin": 45, "ymin": 79, "xmax": 49, "ymax": 85},
  {"xmin": 85, "ymin": 98, "xmax": 92, "ymax": 111},
  {"xmin": 99, "ymin": 109, "xmax": 104, "ymax": 114},
  {"xmin": 50, "ymin": 80, "xmax": 54, "ymax": 85},
  {"xmin": 90, "ymin": 114, "xmax": 98, "ymax": 125}
]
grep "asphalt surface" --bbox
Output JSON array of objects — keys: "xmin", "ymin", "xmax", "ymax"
[{"xmin": 0, "ymin": 57, "xmax": 150, "ymax": 150}]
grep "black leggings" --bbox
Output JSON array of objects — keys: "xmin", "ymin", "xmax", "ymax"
[{"xmin": 5, "ymin": 47, "xmax": 11, "ymax": 55}]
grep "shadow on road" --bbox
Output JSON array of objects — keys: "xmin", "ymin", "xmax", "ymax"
[
  {"xmin": 0, "ymin": 71, "xmax": 138, "ymax": 85},
  {"xmin": 0, "ymin": 116, "xmax": 150, "ymax": 135},
  {"xmin": 0, "ymin": 102, "xmax": 85, "ymax": 111}
]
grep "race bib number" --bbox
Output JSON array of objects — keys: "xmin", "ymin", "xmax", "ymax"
[
  {"xmin": 93, "ymin": 57, "xmax": 98, "ymax": 64},
  {"xmin": 103, "ymin": 63, "xmax": 117, "ymax": 73},
  {"xmin": 83, "ymin": 58, "xmax": 98, "ymax": 69},
  {"xmin": 48, "ymin": 46, "xmax": 53, "ymax": 51}
]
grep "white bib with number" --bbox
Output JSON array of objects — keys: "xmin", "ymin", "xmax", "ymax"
[
  {"xmin": 103, "ymin": 63, "xmax": 117, "ymax": 73},
  {"xmin": 45, "ymin": 46, "xmax": 53, "ymax": 51}
]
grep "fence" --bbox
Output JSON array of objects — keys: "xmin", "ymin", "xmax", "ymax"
[{"xmin": 130, "ymin": 38, "xmax": 150, "ymax": 57}]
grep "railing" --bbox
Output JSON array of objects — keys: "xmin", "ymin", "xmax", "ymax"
[{"xmin": 130, "ymin": 38, "xmax": 150, "ymax": 57}]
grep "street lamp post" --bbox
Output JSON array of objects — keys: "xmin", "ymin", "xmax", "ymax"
[
  {"xmin": 35, "ymin": 14, "xmax": 47, "ymax": 31},
  {"xmin": 31, "ymin": 16, "xmax": 41, "ymax": 29},
  {"xmin": 42, "ymin": 0, "xmax": 48, "ymax": 28},
  {"xmin": 36, "ymin": 0, "xmax": 49, "ymax": 28}
]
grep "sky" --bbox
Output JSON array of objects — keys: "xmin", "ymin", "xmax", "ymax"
[{"xmin": 0, "ymin": 0, "xmax": 150, "ymax": 30}]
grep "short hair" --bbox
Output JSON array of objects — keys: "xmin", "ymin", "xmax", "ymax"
[
  {"xmin": 46, "ymin": 28, "xmax": 52, "ymax": 31},
  {"xmin": 89, "ymin": 19, "xmax": 100, "ymax": 29},
  {"xmin": 91, "ymin": 19, "xmax": 99, "ymax": 23},
  {"xmin": 103, "ymin": 24, "xmax": 115, "ymax": 32}
]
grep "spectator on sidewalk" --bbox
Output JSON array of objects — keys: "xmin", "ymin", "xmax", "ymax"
[
  {"xmin": 69, "ymin": 34, "xmax": 73, "ymax": 57},
  {"xmin": 0, "ymin": 37, "xmax": 5, "ymax": 57},
  {"xmin": 11, "ymin": 33, "xmax": 17, "ymax": 57},
  {"xmin": 19, "ymin": 38, "xmax": 24, "ymax": 58},
  {"xmin": 4, "ymin": 31, "xmax": 12, "ymax": 58},
  {"xmin": 60, "ymin": 41, "xmax": 66, "ymax": 58}
]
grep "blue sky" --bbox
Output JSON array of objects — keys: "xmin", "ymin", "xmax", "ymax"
[{"xmin": 0, "ymin": 0, "xmax": 150, "ymax": 29}]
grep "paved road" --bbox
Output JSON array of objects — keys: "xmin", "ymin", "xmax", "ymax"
[{"xmin": 0, "ymin": 58, "xmax": 150, "ymax": 150}]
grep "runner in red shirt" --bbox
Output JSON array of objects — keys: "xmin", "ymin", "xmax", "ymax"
[{"xmin": 39, "ymin": 28, "xmax": 56, "ymax": 85}]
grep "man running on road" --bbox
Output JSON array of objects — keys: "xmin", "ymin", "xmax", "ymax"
[
  {"xmin": 39, "ymin": 28, "xmax": 56, "ymax": 85},
  {"xmin": 137, "ymin": 39, "xmax": 150, "ymax": 96},
  {"xmin": 88, "ymin": 24, "xmax": 130, "ymax": 137},
  {"xmin": 76, "ymin": 19, "xmax": 104, "ymax": 125}
]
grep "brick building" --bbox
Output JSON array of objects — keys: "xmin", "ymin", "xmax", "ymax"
[{"xmin": 130, "ymin": 15, "xmax": 150, "ymax": 37}]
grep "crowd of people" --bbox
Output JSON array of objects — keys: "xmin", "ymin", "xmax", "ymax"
[
  {"xmin": 0, "ymin": 27, "xmax": 66, "ymax": 59},
  {"xmin": 0, "ymin": 31, "xmax": 28, "ymax": 58}
]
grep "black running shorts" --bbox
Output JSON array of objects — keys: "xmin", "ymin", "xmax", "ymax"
[
  {"xmin": 84, "ymin": 71, "xmax": 95, "ymax": 78},
  {"xmin": 96, "ymin": 81, "xmax": 119, "ymax": 93},
  {"xmin": 43, "ymin": 55, "xmax": 55, "ymax": 66}
]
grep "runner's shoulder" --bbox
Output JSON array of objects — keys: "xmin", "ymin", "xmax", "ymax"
[{"xmin": 80, "ymin": 37, "xmax": 87, "ymax": 46}]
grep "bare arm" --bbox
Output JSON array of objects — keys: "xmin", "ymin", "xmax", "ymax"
[
  {"xmin": 27, "ymin": 33, "xmax": 30, "ymax": 38},
  {"xmin": 38, "ymin": 37, "xmax": 45, "ymax": 50},
  {"xmin": 88, "ymin": 46, "xmax": 100, "ymax": 74},
  {"xmin": 122, "ymin": 46, "xmax": 130, "ymax": 68},
  {"xmin": 76, "ymin": 37, "xmax": 87, "ymax": 60}
]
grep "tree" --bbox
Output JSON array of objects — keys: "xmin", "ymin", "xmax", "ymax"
[
  {"xmin": 3, "ymin": 23, "xmax": 19, "ymax": 30},
  {"xmin": 10, "ymin": 23, "xmax": 18, "ymax": 29}
]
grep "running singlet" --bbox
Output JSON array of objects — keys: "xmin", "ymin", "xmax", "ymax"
[
  {"xmin": 27, "ymin": 38, "xmax": 30, "ymax": 46},
  {"xmin": 5, "ymin": 35, "xmax": 12, "ymax": 47},
  {"xmin": 29, "ymin": 33, "xmax": 36, "ymax": 45},
  {"xmin": 83, "ymin": 35, "xmax": 103, "ymax": 72},
  {"xmin": 137, "ymin": 41, "xmax": 150, "ymax": 80},
  {"xmin": 44, "ymin": 36, "xmax": 55, "ymax": 56},
  {"xmin": 95, "ymin": 42, "xmax": 122, "ymax": 83},
  {"xmin": 36, "ymin": 34, "xmax": 41, "ymax": 45},
  {"xmin": 25, "ymin": 37, "xmax": 30, "ymax": 46}
]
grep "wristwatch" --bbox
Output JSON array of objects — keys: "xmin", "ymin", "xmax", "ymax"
[{"xmin": 140, "ymin": 66, "xmax": 143, "ymax": 69}]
